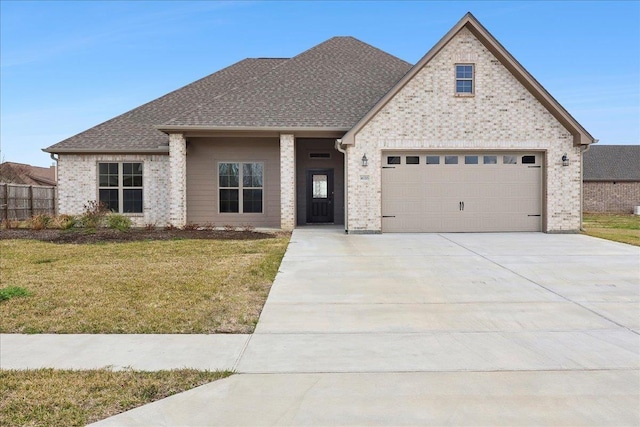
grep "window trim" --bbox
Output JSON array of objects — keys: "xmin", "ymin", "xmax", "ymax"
[
  {"xmin": 217, "ymin": 161, "xmax": 264, "ymax": 215},
  {"xmin": 455, "ymin": 63, "xmax": 475, "ymax": 96},
  {"xmin": 97, "ymin": 162, "xmax": 144, "ymax": 215}
]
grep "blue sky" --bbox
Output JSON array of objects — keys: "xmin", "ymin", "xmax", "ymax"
[{"xmin": 1, "ymin": 1, "xmax": 638, "ymax": 167}]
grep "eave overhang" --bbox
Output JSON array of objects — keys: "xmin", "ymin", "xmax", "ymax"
[
  {"xmin": 340, "ymin": 12, "xmax": 596, "ymax": 147},
  {"xmin": 42, "ymin": 147, "xmax": 170, "ymax": 155},
  {"xmin": 156, "ymin": 125, "xmax": 349, "ymax": 139}
]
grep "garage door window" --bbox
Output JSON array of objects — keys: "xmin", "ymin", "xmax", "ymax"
[
  {"xmin": 426, "ymin": 156, "xmax": 440, "ymax": 165},
  {"xmin": 387, "ymin": 156, "xmax": 401, "ymax": 165},
  {"xmin": 483, "ymin": 156, "xmax": 497, "ymax": 164},
  {"xmin": 465, "ymin": 156, "xmax": 479, "ymax": 164},
  {"xmin": 406, "ymin": 156, "xmax": 420, "ymax": 165},
  {"xmin": 503, "ymin": 155, "xmax": 517, "ymax": 164},
  {"xmin": 522, "ymin": 156, "xmax": 536, "ymax": 164},
  {"xmin": 445, "ymin": 156, "xmax": 458, "ymax": 165}
]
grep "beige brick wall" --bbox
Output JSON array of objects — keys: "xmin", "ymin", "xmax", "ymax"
[
  {"xmin": 584, "ymin": 182, "xmax": 640, "ymax": 214},
  {"xmin": 57, "ymin": 153, "xmax": 170, "ymax": 226},
  {"xmin": 280, "ymin": 134, "xmax": 296, "ymax": 230},
  {"xmin": 348, "ymin": 27, "xmax": 580, "ymax": 233},
  {"xmin": 169, "ymin": 134, "xmax": 187, "ymax": 227}
]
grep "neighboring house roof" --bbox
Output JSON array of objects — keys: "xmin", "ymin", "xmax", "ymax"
[
  {"xmin": 44, "ymin": 37, "xmax": 412, "ymax": 153},
  {"xmin": 583, "ymin": 145, "xmax": 640, "ymax": 182},
  {"xmin": 0, "ymin": 162, "xmax": 56, "ymax": 186},
  {"xmin": 340, "ymin": 12, "xmax": 595, "ymax": 147}
]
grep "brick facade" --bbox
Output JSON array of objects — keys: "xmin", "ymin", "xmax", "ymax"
[
  {"xmin": 169, "ymin": 134, "xmax": 187, "ymax": 227},
  {"xmin": 57, "ymin": 153, "xmax": 170, "ymax": 226},
  {"xmin": 584, "ymin": 182, "xmax": 640, "ymax": 214},
  {"xmin": 279, "ymin": 134, "xmax": 296, "ymax": 230},
  {"xmin": 347, "ymin": 27, "xmax": 581, "ymax": 233}
]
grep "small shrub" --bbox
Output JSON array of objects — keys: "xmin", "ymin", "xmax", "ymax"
[
  {"xmin": 223, "ymin": 224, "xmax": 236, "ymax": 232},
  {"xmin": 107, "ymin": 214, "xmax": 132, "ymax": 232},
  {"xmin": 144, "ymin": 223, "xmax": 156, "ymax": 231},
  {"xmin": 164, "ymin": 223, "xmax": 177, "ymax": 231},
  {"xmin": 202, "ymin": 222, "xmax": 215, "ymax": 230},
  {"xmin": 1, "ymin": 219, "xmax": 20, "ymax": 229},
  {"xmin": 52, "ymin": 214, "xmax": 77, "ymax": 230},
  {"xmin": 0, "ymin": 286, "xmax": 32, "ymax": 302},
  {"xmin": 241, "ymin": 224, "xmax": 255, "ymax": 232},
  {"xmin": 29, "ymin": 214, "xmax": 52, "ymax": 230},
  {"xmin": 80, "ymin": 201, "xmax": 108, "ymax": 229},
  {"xmin": 182, "ymin": 223, "xmax": 199, "ymax": 231}
]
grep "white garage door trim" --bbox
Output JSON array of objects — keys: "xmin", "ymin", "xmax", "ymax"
[{"xmin": 381, "ymin": 151, "xmax": 544, "ymax": 232}]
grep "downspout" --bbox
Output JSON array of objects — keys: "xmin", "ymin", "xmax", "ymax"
[
  {"xmin": 579, "ymin": 141, "xmax": 595, "ymax": 232},
  {"xmin": 335, "ymin": 139, "xmax": 348, "ymax": 233},
  {"xmin": 50, "ymin": 153, "xmax": 59, "ymax": 215}
]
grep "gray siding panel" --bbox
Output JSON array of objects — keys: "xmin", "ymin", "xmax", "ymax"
[{"xmin": 186, "ymin": 137, "xmax": 280, "ymax": 227}]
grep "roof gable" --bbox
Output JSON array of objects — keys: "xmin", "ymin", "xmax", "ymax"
[{"xmin": 340, "ymin": 12, "xmax": 595, "ymax": 146}]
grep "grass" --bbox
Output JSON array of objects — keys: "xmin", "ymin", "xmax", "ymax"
[
  {"xmin": 582, "ymin": 213, "xmax": 640, "ymax": 246},
  {"xmin": 0, "ymin": 236, "xmax": 289, "ymax": 333},
  {"xmin": 0, "ymin": 368, "xmax": 230, "ymax": 427}
]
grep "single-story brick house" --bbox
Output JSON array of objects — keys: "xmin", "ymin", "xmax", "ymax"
[
  {"xmin": 44, "ymin": 13, "xmax": 595, "ymax": 233},
  {"xmin": 583, "ymin": 145, "xmax": 640, "ymax": 214}
]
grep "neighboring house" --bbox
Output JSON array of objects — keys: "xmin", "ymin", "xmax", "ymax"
[
  {"xmin": 583, "ymin": 145, "xmax": 640, "ymax": 214},
  {"xmin": 44, "ymin": 13, "xmax": 595, "ymax": 233},
  {"xmin": 0, "ymin": 162, "xmax": 56, "ymax": 186}
]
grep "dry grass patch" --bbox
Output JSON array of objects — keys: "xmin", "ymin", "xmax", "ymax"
[
  {"xmin": 0, "ymin": 235, "xmax": 289, "ymax": 333},
  {"xmin": 582, "ymin": 213, "xmax": 640, "ymax": 246},
  {"xmin": 0, "ymin": 368, "xmax": 230, "ymax": 427}
]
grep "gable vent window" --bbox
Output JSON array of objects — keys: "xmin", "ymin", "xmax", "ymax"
[
  {"xmin": 98, "ymin": 162, "xmax": 143, "ymax": 214},
  {"xmin": 455, "ymin": 64, "xmax": 474, "ymax": 95}
]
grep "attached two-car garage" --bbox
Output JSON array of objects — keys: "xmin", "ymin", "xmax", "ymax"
[{"xmin": 381, "ymin": 152, "xmax": 543, "ymax": 232}]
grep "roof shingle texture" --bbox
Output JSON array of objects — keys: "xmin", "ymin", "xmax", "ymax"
[
  {"xmin": 583, "ymin": 145, "xmax": 640, "ymax": 181},
  {"xmin": 45, "ymin": 37, "xmax": 412, "ymax": 152}
]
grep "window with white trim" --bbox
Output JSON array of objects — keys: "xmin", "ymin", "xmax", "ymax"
[
  {"xmin": 98, "ymin": 162, "xmax": 143, "ymax": 213},
  {"xmin": 455, "ymin": 64, "xmax": 474, "ymax": 94},
  {"xmin": 219, "ymin": 162, "xmax": 263, "ymax": 213}
]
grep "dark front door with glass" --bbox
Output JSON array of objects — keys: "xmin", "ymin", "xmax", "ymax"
[{"xmin": 306, "ymin": 169, "xmax": 334, "ymax": 223}]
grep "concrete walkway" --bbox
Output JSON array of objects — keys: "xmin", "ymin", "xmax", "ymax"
[{"xmin": 2, "ymin": 229, "xmax": 639, "ymax": 425}]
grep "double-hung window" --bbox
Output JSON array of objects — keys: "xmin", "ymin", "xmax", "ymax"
[
  {"xmin": 219, "ymin": 162, "xmax": 263, "ymax": 213},
  {"xmin": 98, "ymin": 162, "xmax": 143, "ymax": 213},
  {"xmin": 455, "ymin": 64, "xmax": 474, "ymax": 94}
]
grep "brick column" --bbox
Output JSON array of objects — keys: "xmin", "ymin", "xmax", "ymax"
[
  {"xmin": 279, "ymin": 134, "xmax": 295, "ymax": 230},
  {"xmin": 169, "ymin": 133, "xmax": 187, "ymax": 227}
]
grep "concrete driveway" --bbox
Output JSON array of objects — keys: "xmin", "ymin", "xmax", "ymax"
[{"xmin": 94, "ymin": 229, "xmax": 639, "ymax": 426}]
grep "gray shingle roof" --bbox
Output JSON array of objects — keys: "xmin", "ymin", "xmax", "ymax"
[
  {"xmin": 163, "ymin": 37, "xmax": 412, "ymax": 128},
  {"xmin": 45, "ymin": 37, "xmax": 412, "ymax": 152},
  {"xmin": 45, "ymin": 58, "xmax": 287, "ymax": 152},
  {"xmin": 583, "ymin": 145, "xmax": 640, "ymax": 181}
]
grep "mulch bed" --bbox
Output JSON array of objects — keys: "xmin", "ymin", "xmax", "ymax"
[{"xmin": 0, "ymin": 228, "xmax": 280, "ymax": 244}]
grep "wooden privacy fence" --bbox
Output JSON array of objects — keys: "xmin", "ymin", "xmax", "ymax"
[{"xmin": 0, "ymin": 183, "xmax": 56, "ymax": 221}]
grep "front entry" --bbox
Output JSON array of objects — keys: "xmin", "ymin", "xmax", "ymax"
[{"xmin": 306, "ymin": 169, "xmax": 334, "ymax": 223}]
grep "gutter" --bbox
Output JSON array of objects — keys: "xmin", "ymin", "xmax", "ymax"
[
  {"xmin": 335, "ymin": 138, "xmax": 348, "ymax": 233},
  {"xmin": 580, "ymin": 140, "xmax": 596, "ymax": 232},
  {"xmin": 42, "ymin": 147, "xmax": 170, "ymax": 154}
]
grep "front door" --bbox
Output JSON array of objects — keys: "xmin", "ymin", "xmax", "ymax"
[{"xmin": 306, "ymin": 169, "xmax": 334, "ymax": 223}]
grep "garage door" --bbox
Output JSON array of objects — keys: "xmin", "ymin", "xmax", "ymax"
[{"xmin": 381, "ymin": 152, "xmax": 543, "ymax": 232}]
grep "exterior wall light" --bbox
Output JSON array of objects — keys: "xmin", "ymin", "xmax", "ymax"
[
  {"xmin": 361, "ymin": 154, "xmax": 368, "ymax": 167},
  {"xmin": 562, "ymin": 153, "xmax": 569, "ymax": 167}
]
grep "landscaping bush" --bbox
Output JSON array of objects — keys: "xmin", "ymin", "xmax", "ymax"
[
  {"xmin": 79, "ymin": 201, "xmax": 108, "ymax": 229},
  {"xmin": 51, "ymin": 214, "xmax": 77, "ymax": 230},
  {"xmin": 29, "ymin": 214, "xmax": 52, "ymax": 230},
  {"xmin": 107, "ymin": 214, "xmax": 132, "ymax": 232}
]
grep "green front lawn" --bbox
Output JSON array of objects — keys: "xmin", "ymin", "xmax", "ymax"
[
  {"xmin": 582, "ymin": 213, "xmax": 640, "ymax": 246},
  {"xmin": 0, "ymin": 369, "xmax": 230, "ymax": 427},
  {"xmin": 0, "ymin": 235, "xmax": 289, "ymax": 333}
]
